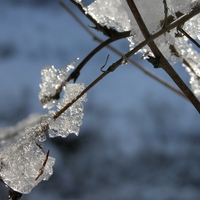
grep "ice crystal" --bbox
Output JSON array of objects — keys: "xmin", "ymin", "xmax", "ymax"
[{"xmin": 0, "ymin": 132, "xmax": 55, "ymax": 194}]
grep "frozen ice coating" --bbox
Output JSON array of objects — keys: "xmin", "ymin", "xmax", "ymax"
[
  {"xmin": 86, "ymin": 0, "xmax": 200, "ymax": 98},
  {"xmin": 39, "ymin": 59, "xmax": 78, "ymax": 109},
  {"xmin": 39, "ymin": 66, "xmax": 62, "ymax": 109},
  {"xmin": 48, "ymin": 83, "xmax": 87, "ymax": 138},
  {"xmin": 38, "ymin": 60, "xmax": 87, "ymax": 138},
  {"xmin": 0, "ymin": 133, "xmax": 55, "ymax": 194}
]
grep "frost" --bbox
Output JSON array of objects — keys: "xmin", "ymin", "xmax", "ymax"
[{"xmin": 0, "ymin": 133, "xmax": 55, "ymax": 194}]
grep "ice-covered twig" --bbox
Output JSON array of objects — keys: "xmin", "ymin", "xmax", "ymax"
[
  {"xmin": 35, "ymin": 150, "xmax": 50, "ymax": 181},
  {"xmin": 0, "ymin": 132, "xmax": 55, "ymax": 194},
  {"xmin": 126, "ymin": 0, "xmax": 200, "ymax": 113},
  {"xmin": 0, "ymin": 62, "xmax": 87, "ymax": 197}
]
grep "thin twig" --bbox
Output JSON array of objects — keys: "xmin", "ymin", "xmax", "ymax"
[
  {"xmin": 60, "ymin": 1, "xmax": 130, "ymax": 82},
  {"xmin": 126, "ymin": 0, "xmax": 200, "ymax": 113},
  {"xmin": 162, "ymin": 0, "xmax": 168, "ymax": 28},
  {"xmin": 178, "ymin": 27, "xmax": 200, "ymax": 48},
  {"xmin": 59, "ymin": 1, "xmax": 93, "ymax": 36},
  {"xmin": 106, "ymin": 43, "xmax": 187, "ymax": 100},
  {"xmin": 67, "ymin": 33, "xmax": 130, "ymax": 82},
  {"xmin": 35, "ymin": 150, "xmax": 50, "ymax": 181}
]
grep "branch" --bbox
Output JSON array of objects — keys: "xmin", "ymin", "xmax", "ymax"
[
  {"xmin": 67, "ymin": 33, "xmax": 130, "ymax": 82},
  {"xmin": 45, "ymin": 0, "xmax": 200, "ymax": 123},
  {"xmin": 53, "ymin": 70, "xmax": 109, "ymax": 119},
  {"xmin": 61, "ymin": 1, "xmax": 187, "ymax": 100},
  {"xmin": 126, "ymin": 0, "xmax": 200, "ymax": 113}
]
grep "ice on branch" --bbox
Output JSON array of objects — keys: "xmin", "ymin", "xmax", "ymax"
[
  {"xmin": 0, "ymin": 131, "xmax": 55, "ymax": 194},
  {"xmin": 85, "ymin": 0, "xmax": 200, "ymax": 98},
  {"xmin": 86, "ymin": 0, "xmax": 198, "ymax": 47},
  {"xmin": 39, "ymin": 60, "xmax": 87, "ymax": 138},
  {"xmin": 39, "ymin": 59, "xmax": 78, "ymax": 109},
  {"xmin": 48, "ymin": 83, "xmax": 86, "ymax": 138}
]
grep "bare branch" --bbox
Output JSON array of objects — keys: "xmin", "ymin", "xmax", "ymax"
[
  {"xmin": 35, "ymin": 150, "xmax": 50, "ymax": 181},
  {"xmin": 67, "ymin": 33, "xmax": 130, "ymax": 82}
]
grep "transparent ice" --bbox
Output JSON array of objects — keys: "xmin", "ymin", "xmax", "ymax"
[
  {"xmin": 85, "ymin": 0, "xmax": 200, "ymax": 98},
  {"xmin": 48, "ymin": 83, "xmax": 87, "ymax": 138},
  {"xmin": 39, "ymin": 59, "xmax": 78, "ymax": 109},
  {"xmin": 38, "ymin": 58, "xmax": 87, "ymax": 138},
  {"xmin": 0, "ymin": 132, "xmax": 55, "ymax": 194}
]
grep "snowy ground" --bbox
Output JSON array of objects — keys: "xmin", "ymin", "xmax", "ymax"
[{"xmin": 0, "ymin": 1, "xmax": 200, "ymax": 200}]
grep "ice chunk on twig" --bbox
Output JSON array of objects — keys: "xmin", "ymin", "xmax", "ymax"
[{"xmin": 0, "ymin": 133, "xmax": 55, "ymax": 194}]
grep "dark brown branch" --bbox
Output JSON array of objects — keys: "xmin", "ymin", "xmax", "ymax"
[
  {"xmin": 107, "ymin": 6, "xmax": 200, "ymax": 72},
  {"xmin": 126, "ymin": 0, "xmax": 200, "ymax": 113},
  {"xmin": 35, "ymin": 150, "xmax": 50, "ymax": 181},
  {"xmin": 162, "ymin": 0, "xmax": 168, "ymax": 28}
]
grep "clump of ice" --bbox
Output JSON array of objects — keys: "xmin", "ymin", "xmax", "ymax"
[
  {"xmin": 0, "ymin": 132, "xmax": 55, "ymax": 194},
  {"xmin": 39, "ymin": 59, "xmax": 78, "ymax": 109},
  {"xmin": 48, "ymin": 83, "xmax": 87, "ymax": 138},
  {"xmin": 0, "ymin": 58, "xmax": 87, "ymax": 195},
  {"xmin": 38, "ymin": 59, "xmax": 87, "ymax": 138}
]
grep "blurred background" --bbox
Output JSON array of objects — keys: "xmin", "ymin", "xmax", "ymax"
[{"xmin": 0, "ymin": 0, "xmax": 200, "ymax": 199}]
